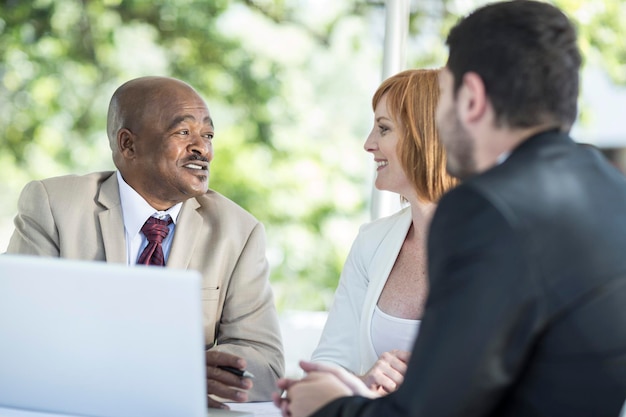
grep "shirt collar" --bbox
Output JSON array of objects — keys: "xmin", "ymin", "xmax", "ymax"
[
  {"xmin": 116, "ymin": 171, "xmax": 183, "ymax": 238},
  {"xmin": 496, "ymin": 151, "xmax": 511, "ymax": 165}
]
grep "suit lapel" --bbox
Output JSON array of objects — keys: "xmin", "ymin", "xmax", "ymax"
[
  {"xmin": 97, "ymin": 173, "xmax": 126, "ymax": 263},
  {"xmin": 168, "ymin": 198, "xmax": 203, "ymax": 269}
]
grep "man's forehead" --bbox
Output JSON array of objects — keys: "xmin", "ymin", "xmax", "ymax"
[
  {"xmin": 160, "ymin": 95, "xmax": 210, "ymax": 118},
  {"xmin": 166, "ymin": 111, "xmax": 214, "ymax": 128}
]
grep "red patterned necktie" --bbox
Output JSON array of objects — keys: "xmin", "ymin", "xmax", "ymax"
[{"xmin": 137, "ymin": 216, "xmax": 172, "ymax": 266}]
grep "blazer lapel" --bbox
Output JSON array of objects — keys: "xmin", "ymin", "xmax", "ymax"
[
  {"xmin": 369, "ymin": 209, "xmax": 412, "ymax": 297},
  {"xmin": 97, "ymin": 173, "xmax": 126, "ymax": 264},
  {"xmin": 167, "ymin": 198, "xmax": 203, "ymax": 269}
]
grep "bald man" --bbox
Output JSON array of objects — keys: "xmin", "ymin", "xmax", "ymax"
[{"xmin": 7, "ymin": 76, "xmax": 284, "ymax": 408}]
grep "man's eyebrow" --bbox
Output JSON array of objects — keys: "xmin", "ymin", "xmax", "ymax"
[{"xmin": 167, "ymin": 115, "xmax": 214, "ymax": 131}]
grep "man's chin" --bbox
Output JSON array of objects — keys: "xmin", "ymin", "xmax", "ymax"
[
  {"xmin": 446, "ymin": 161, "xmax": 462, "ymax": 179},
  {"xmin": 185, "ymin": 172, "xmax": 209, "ymax": 192},
  {"xmin": 179, "ymin": 181, "xmax": 209, "ymax": 200},
  {"xmin": 446, "ymin": 161, "xmax": 473, "ymax": 181},
  {"xmin": 190, "ymin": 184, "xmax": 209, "ymax": 196}
]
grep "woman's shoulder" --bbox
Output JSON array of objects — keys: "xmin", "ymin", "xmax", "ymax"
[
  {"xmin": 358, "ymin": 206, "xmax": 412, "ymax": 235},
  {"xmin": 350, "ymin": 207, "xmax": 412, "ymax": 254}
]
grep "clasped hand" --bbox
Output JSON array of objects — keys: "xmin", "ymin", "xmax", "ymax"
[
  {"xmin": 360, "ymin": 349, "xmax": 410, "ymax": 394},
  {"xmin": 272, "ymin": 361, "xmax": 380, "ymax": 417}
]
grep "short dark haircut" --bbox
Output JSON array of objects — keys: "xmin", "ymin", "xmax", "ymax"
[{"xmin": 446, "ymin": 0, "xmax": 582, "ymax": 131}]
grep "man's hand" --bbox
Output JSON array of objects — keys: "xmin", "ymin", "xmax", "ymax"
[
  {"xmin": 272, "ymin": 377, "xmax": 300, "ymax": 417},
  {"xmin": 273, "ymin": 372, "xmax": 353, "ymax": 417},
  {"xmin": 360, "ymin": 349, "xmax": 410, "ymax": 394},
  {"xmin": 205, "ymin": 350, "xmax": 253, "ymax": 409},
  {"xmin": 299, "ymin": 361, "xmax": 378, "ymax": 397},
  {"xmin": 273, "ymin": 361, "xmax": 379, "ymax": 417}
]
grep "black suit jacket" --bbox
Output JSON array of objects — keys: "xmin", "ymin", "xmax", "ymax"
[{"xmin": 314, "ymin": 131, "xmax": 626, "ymax": 416}]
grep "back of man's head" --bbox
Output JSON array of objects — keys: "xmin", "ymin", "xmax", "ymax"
[{"xmin": 446, "ymin": 0, "xmax": 581, "ymax": 132}]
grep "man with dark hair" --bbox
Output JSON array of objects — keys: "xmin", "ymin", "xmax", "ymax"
[{"xmin": 274, "ymin": 1, "xmax": 626, "ymax": 416}]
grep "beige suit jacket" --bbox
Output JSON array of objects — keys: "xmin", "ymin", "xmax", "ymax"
[{"xmin": 7, "ymin": 171, "xmax": 284, "ymax": 400}]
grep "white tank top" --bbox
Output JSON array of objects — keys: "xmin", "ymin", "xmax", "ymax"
[{"xmin": 371, "ymin": 305, "xmax": 420, "ymax": 358}]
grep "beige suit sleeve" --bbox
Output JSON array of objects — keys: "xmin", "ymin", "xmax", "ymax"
[
  {"xmin": 7, "ymin": 180, "xmax": 60, "ymax": 256},
  {"xmin": 210, "ymin": 222, "xmax": 284, "ymax": 401}
]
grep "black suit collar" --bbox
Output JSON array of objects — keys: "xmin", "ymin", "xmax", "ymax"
[{"xmin": 508, "ymin": 128, "xmax": 574, "ymax": 159}]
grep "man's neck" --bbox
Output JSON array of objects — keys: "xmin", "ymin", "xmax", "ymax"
[{"xmin": 477, "ymin": 123, "xmax": 562, "ymax": 173}]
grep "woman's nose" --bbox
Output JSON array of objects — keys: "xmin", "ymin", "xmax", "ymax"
[{"xmin": 364, "ymin": 130, "xmax": 377, "ymax": 153}]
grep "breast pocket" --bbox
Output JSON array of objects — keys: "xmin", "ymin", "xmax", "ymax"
[{"xmin": 202, "ymin": 287, "xmax": 220, "ymax": 301}]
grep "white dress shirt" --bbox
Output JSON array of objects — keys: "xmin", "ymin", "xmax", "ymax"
[{"xmin": 116, "ymin": 171, "xmax": 182, "ymax": 265}]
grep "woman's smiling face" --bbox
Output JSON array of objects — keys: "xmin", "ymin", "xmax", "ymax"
[{"xmin": 363, "ymin": 93, "xmax": 412, "ymax": 196}]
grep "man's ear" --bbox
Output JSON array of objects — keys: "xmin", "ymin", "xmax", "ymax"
[
  {"xmin": 117, "ymin": 129, "xmax": 135, "ymax": 159},
  {"xmin": 457, "ymin": 72, "xmax": 488, "ymax": 124}
]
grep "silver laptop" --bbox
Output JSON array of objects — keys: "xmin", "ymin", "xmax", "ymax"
[{"xmin": 0, "ymin": 255, "xmax": 252, "ymax": 417}]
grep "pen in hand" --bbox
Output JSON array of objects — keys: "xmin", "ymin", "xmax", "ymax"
[{"xmin": 218, "ymin": 365, "xmax": 255, "ymax": 379}]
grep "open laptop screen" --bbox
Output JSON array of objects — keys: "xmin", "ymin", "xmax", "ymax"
[{"xmin": 0, "ymin": 255, "xmax": 207, "ymax": 417}]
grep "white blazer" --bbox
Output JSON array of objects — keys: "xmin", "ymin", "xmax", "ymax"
[{"xmin": 311, "ymin": 207, "xmax": 415, "ymax": 374}]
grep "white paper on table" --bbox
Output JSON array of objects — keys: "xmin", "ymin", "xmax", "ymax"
[{"xmin": 225, "ymin": 402, "xmax": 282, "ymax": 417}]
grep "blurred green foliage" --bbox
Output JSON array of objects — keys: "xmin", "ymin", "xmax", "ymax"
[
  {"xmin": 1, "ymin": 0, "xmax": 625, "ymax": 311},
  {"xmin": 0, "ymin": 0, "xmax": 377, "ymax": 311}
]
